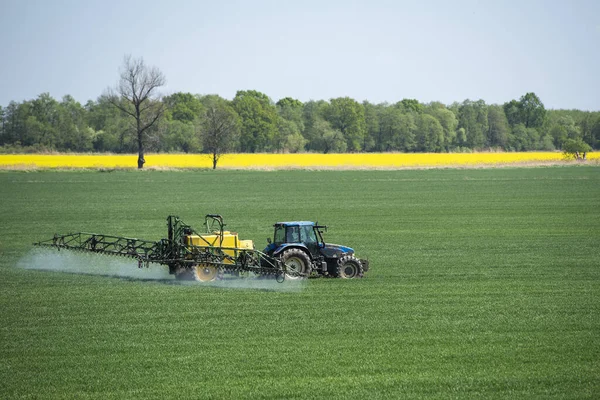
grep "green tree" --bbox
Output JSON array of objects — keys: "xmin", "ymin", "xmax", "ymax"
[
  {"xmin": 416, "ymin": 114, "xmax": 444, "ymax": 152},
  {"xmin": 276, "ymin": 97, "xmax": 303, "ymax": 110},
  {"xmin": 378, "ymin": 105, "xmax": 417, "ymax": 151},
  {"xmin": 325, "ymin": 97, "xmax": 366, "ymax": 151},
  {"xmin": 57, "ymin": 95, "xmax": 94, "ymax": 151},
  {"xmin": 457, "ymin": 100, "xmax": 488, "ymax": 149},
  {"xmin": 398, "ymin": 99, "xmax": 424, "ymax": 114},
  {"xmin": 508, "ymin": 124, "xmax": 541, "ymax": 151},
  {"xmin": 518, "ymin": 92, "xmax": 546, "ymax": 129},
  {"xmin": 30, "ymin": 93, "xmax": 60, "ymax": 148},
  {"xmin": 592, "ymin": 114, "xmax": 600, "ymax": 150},
  {"xmin": 316, "ymin": 119, "xmax": 347, "ymax": 153},
  {"xmin": 503, "ymin": 99, "xmax": 521, "ymax": 127},
  {"xmin": 362, "ymin": 101, "xmax": 379, "ymax": 151},
  {"xmin": 107, "ymin": 55, "xmax": 166, "ymax": 168},
  {"xmin": 301, "ymin": 100, "xmax": 329, "ymax": 151},
  {"xmin": 163, "ymin": 92, "xmax": 203, "ymax": 123},
  {"xmin": 275, "ymin": 97, "xmax": 305, "ymax": 152},
  {"xmin": 0, "ymin": 106, "xmax": 5, "ymax": 144},
  {"xmin": 87, "ymin": 96, "xmax": 135, "ymax": 153},
  {"xmin": 424, "ymin": 103, "xmax": 458, "ymax": 151},
  {"xmin": 486, "ymin": 105, "xmax": 509, "ymax": 148},
  {"xmin": 276, "ymin": 118, "xmax": 306, "ymax": 153},
  {"xmin": 156, "ymin": 119, "xmax": 200, "ymax": 153},
  {"xmin": 378, "ymin": 105, "xmax": 401, "ymax": 151},
  {"xmin": 562, "ymin": 138, "xmax": 592, "ymax": 160},
  {"xmin": 232, "ymin": 90, "xmax": 278, "ymax": 152},
  {"xmin": 548, "ymin": 115, "xmax": 581, "ymax": 149}
]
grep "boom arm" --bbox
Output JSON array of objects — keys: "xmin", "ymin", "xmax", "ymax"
[{"xmin": 33, "ymin": 215, "xmax": 300, "ymax": 279}]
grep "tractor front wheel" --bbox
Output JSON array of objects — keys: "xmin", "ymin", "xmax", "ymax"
[
  {"xmin": 337, "ymin": 255, "xmax": 364, "ymax": 279},
  {"xmin": 281, "ymin": 249, "xmax": 312, "ymax": 279}
]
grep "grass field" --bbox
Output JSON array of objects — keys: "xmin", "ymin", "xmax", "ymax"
[{"xmin": 1, "ymin": 167, "xmax": 599, "ymax": 399}]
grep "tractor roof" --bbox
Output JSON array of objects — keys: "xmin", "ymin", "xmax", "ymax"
[{"xmin": 274, "ymin": 221, "xmax": 315, "ymax": 227}]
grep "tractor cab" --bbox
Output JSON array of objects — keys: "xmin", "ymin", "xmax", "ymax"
[
  {"xmin": 269, "ymin": 221, "xmax": 324, "ymax": 258},
  {"xmin": 264, "ymin": 221, "xmax": 354, "ymax": 262}
]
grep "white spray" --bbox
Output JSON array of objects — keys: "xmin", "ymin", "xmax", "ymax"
[{"xmin": 17, "ymin": 248, "xmax": 305, "ymax": 292}]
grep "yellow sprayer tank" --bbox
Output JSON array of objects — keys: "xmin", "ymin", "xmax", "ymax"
[{"xmin": 185, "ymin": 231, "xmax": 254, "ymax": 264}]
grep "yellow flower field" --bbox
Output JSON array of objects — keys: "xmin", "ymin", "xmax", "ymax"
[{"xmin": 0, "ymin": 152, "xmax": 598, "ymax": 170}]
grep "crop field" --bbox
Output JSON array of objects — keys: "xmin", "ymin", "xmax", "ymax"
[
  {"xmin": 1, "ymin": 167, "xmax": 599, "ymax": 399},
  {"xmin": 2, "ymin": 152, "xmax": 599, "ymax": 170}
]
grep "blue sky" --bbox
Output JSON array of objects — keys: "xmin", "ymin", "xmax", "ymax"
[{"xmin": 1, "ymin": 0, "xmax": 598, "ymax": 110}]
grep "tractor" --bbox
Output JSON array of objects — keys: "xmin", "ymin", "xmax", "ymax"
[
  {"xmin": 263, "ymin": 221, "xmax": 369, "ymax": 279},
  {"xmin": 34, "ymin": 215, "xmax": 370, "ymax": 282}
]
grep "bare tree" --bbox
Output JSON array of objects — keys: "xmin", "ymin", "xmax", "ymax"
[
  {"xmin": 108, "ymin": 55, "xmax": 166, "ymax": 168},
  {"xmin": 200, "ymin": 95, "xmax": 241, "ymax": 169}
]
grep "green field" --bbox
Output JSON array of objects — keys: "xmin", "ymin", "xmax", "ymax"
[{"xmin": 1, "ymin": 167, "xmax": 599, "ymax": 399}]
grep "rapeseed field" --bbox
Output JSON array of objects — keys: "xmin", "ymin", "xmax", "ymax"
[{"xmin": 1, "ymin": 152, "xmax": 598, "ymax": 169}]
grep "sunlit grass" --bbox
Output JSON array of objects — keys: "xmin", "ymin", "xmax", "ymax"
[
  {"xmin": 1, "ymin": 168, "xmax": 599, "ymax": 398},
  {"xmin": 1, "ymin": 152, "xmax": 598, "ymax": 169}
]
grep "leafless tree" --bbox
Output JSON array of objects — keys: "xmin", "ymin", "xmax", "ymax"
[
  {"xmin": 108, "ymin": 55, "xmax": 166, "ymax": 168},
  {"xmin": 201, "ymin": 95, "xmax": 241, "ymax": 169}
]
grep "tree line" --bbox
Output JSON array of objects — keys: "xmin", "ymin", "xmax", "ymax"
[{"xmin": 1, "ymin": 57, "xmax": 598, "ymax": 167}]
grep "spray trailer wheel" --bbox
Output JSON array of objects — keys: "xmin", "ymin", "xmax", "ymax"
[
  {"xmin": 281, "ymin": 248, "xmax": 312, "ymax": 279},
  {"xmin": 336, "ymin": 255, "xmax": 364, "ymax": 279},
  {"xmin": 194, "ymin": 264, "xmax": 219, "ymax": 282}
]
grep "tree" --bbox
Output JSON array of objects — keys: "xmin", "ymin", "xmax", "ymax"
[
  {"xmin": 30, "ymin": 93, "xmax": 59, "ymax": 148},
  {"xmin": 200, "ymin": 95, "xmax": 241, "ymax": 169},
  {"xmin": 503, "ymin": 99, "xmax": 521, "ymax": 127},
  {"xmin": 457, "ymin": 99, "xmax": 488, "ymax": 149},
  {"xmin": 232, "ymin": 90, "xmax": 278, "ymax": 152},
  {"xmin": 301, "ymin": 100, "xmax": 329, "ymax": 151},
  {"xmin": 378, "ymin": 105, "xmax": 402, "ymax": 151},
  {"xmin": 57, "ymin": 95, "xmax": 94, "ymax": 151},
  {"xmin": 107, "ymin": 55, "xmax": 166, "ymax": 168},
  {"xmin": 362, "ymin": 101, "xmax": 379, "ymax": 151},
  {"xmin": 378, "ymin": 105, "xmax": 417, "ymax": 151},
  {"xmin": 325, "ymin": 97, "xmax": 366, "ymax": 151},
  {"xmin": 416, "ymin": 114, "xmax": 444, "ymax": 152},
  {"xmin": 162, "ymin": 92, "xmax": 203, "ymax": 123},
  {"xmin": 275, "ymin": 97, "xmax": 305, "ymax": 152},
  {"xmin": 275, "ymin": 118, "xmax": 306, "ymax": 153},
  {"xmin": 549, "ymin": 115, "xmax": 581, "ymax": 149},
  {"xmin": 424, "ymin": 103, "xmax": 458, "ymax": 151},
  {"xmin": 398, "ymin": 99, "xmax": 424, "ymax": 114},
  {"xmin": 508, "ymin": 123, "xmax": 542, "ymax": 151},
  {"xmin": 518, "ymin": 92, "xmax": 545, "ymax": 129},
  {"xmin": 592, "ymin": 114, "xmax": 600, "ymax": 150},
  {"xmin": 0, "ymin": 106, "xmax": 4, "ymax": 144},
  {"xmin": 504, "ymin": 93, "xmax": 546, "ymax": 131},
  {"xmin": 563, "ymin": 139, "xmax": 592, "ymax": 160},
  {"xmin": 317, "ymin": 119, "xmax": 347, "ymax": 153},
  {"xmin": 486, "ymin": 105, "xmax": 509, "ymax": 148},
  {"xmin": 87, "ymin": 96, "xmax": 135, "ymax": 153}
]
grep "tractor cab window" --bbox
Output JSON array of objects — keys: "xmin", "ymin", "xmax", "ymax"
[
  {"xmin": 301, "ymin": 225, "xmax": 317, "ymax": 244},
  {"xmin": 286, "ymin": 226, "xmax": 300, "ymax": 243},
  {"xmin": 274, "ymin": 226, "xmax": 286, "ymax": 244}
]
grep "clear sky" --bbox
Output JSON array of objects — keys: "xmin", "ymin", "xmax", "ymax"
[{"xmin": 1, "ymin": 0, "xmax": 599, "ymax": 110}]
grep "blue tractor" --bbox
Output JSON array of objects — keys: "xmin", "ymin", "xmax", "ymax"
[{"xmin": 263, "ymin": 221, "xmax": 369, "ymax": 279}]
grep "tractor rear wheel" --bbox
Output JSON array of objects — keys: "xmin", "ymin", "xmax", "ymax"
[
  {"xmin": 337, "ymin": 255, "xmax": 364, "ymax": 279},
  {"xmin": 281, "ymin": 249, "xmax": 312, "ymax": 279}
]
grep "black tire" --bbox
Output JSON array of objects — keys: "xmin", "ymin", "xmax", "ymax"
[
  {"xmin": 337, "ymin": 255, "xmax": 364, "ymax": 279},
  {"xmin": 281, "ymin": 248, "xmax": 312, "ymax": 279}
]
